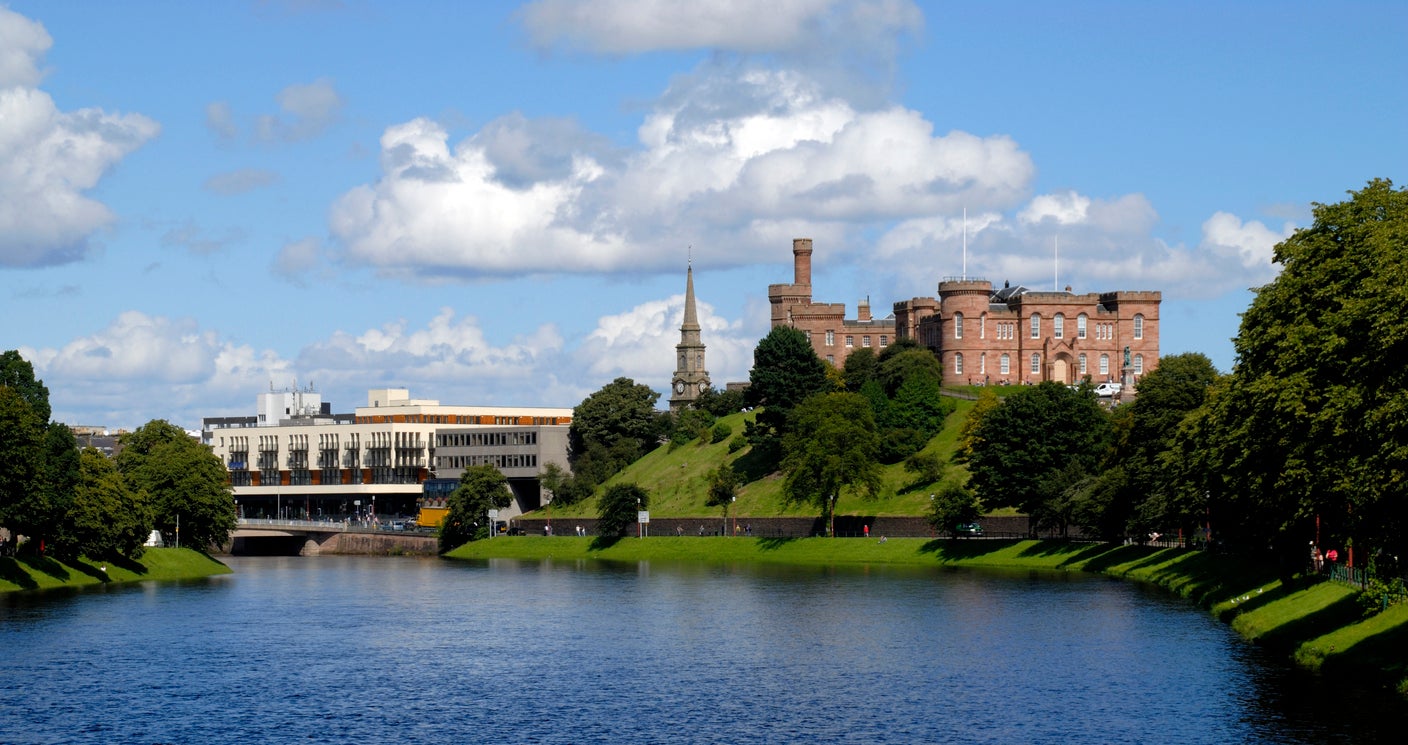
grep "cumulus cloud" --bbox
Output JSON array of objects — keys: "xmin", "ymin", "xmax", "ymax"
[
  {"xmin": 520, "ymin": 0, "xmax": 921, "ymax": 56},
  {"xmin": 204, "ymin": 167, "xmax": 280, "ymax": 195},
  {"xmin": 1199, "ymin": 212, "xmax": 1290, "ymax": 276},
  {"xmin": 0, "ymin": 7, "xmax": 50, "ymax": 87},
  {"xmin": 329, "ymin": 65, "xmax": 1034, "ymax": 279},
  {"xmin": 0, "ymin": 10, "xmax": 159, "ymax": 268},
  {"xmin": 577, "ymin": 292, "xmax": 756, "ymax": 391}
]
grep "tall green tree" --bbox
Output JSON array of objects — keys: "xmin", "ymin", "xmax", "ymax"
[
  {"xmin": 1121, "ymin": 353, "xmax": 1220, "ymax": 535},
  {"xmin": 569, "ymin": 377, "xmax": 664, "ymax": 484},
  {"xmin": 0, "ymin": 386, "xmax": 43, "ymax": 552},
  {"xmin": 438, "ymin": 464, "xmax": 511, "ymax": 552},
  {"xmin": 117, "ymin": 420, "xmax": 236, "ymax": 551},
  {"xmin": 744, "ymin": 326, "xmax": 831, "ymax": 462},
  {"xmin": 841, "ymin": 347, "xmax": 878, "ymax": 392},
  {"xmin": 964, "ymin": 382, "xmax": 1112, "ymax": 523},
  {"xmin": 1188, "ymin": 179, "xmax": 1408, "ymax": 561},
  {"xmin": 705, "ymin": 464, "xmax": 740, "ymax": 535},
  {"xmin": 596, "ymin": 483, "xmax": 649, "ymax": 539},
  {"xmin": 780, "ymin": 392, "xmax": 883, "ymax": 536},
  {"xmin": 58, "ymin": 448, "xmax": 152, "ymax": 559},
  {"xmin": 1, "ymin": 350, "xmax": 50, "ymax": 424},
  {"xmin": 877, "ymin": 347, "xmax": 942, "ymax": 397}
]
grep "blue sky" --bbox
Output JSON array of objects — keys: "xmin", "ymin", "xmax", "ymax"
[{"xmin": 3, "ymin": 0, "xmax": 1404, "ymax": 430}]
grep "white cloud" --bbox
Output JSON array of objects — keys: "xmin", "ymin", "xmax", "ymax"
[
  {"xmin": 328, "ymin": 66, "xmax": 1034, "ymax": 279},
  {"xmin": 520, "ymin": 0, "xmax": 921, "ymax": 55},
  {"xmin": 1200, "ymin": 211, "xmax": 1290, "ymax": 275},
  {"xmin": 0, "ymin": 9, "xmax": 159, "ymax": 268},
  {"xmin": 161, "ymin": 221, "xmax": 246, "ymax": 255},
  {"xmin": 205, "ymin": 101, "xmax": 238, "ymax": 141},
  {"xmin": 577, "ymin": 293, "xmax": 756, "ymax": 391},
  {"xmin": 0, "ymin": 6, "xmax": 50, "ymax": 87},
  {"xmin": 272, "ymin": 237, "xmax": 328, "ymax": 282}
]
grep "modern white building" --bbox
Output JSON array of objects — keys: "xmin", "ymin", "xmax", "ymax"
[{"xmin": 203, "ymin": 387, "xmax": 573, "ymax": 522}]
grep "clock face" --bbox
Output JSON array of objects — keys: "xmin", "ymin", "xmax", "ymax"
[
  {"xmin": 675, "ymin": 381, "xmax": 685, "ymax": 394},
  {"xmin": 697, "ymin": 381, "xmax": 708, "ymax": 393}
]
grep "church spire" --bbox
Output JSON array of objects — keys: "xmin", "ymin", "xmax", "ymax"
[
  {"xmin": 682, "ymin": 262, "xmax": 700, "ymax": 331},
  {"xmin": 670, "ymin": 254, "xmax": 710, "ymax": 412}
]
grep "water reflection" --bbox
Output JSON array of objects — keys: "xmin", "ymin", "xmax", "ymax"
[{"xmin": 1, "ymin": 555, "xmax": 1404, "ymax": 744}]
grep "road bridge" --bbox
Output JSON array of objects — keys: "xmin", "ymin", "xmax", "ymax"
[{"xmin": 230, "ymin": 518, "xmax": 437, "ymax": 556}]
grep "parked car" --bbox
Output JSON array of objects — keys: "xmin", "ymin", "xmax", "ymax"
[
  {"xmin": 1094, "ymin": 382, "xmax": 1123, "ymax": 397},
  {"xmin": 955, "ymin": 523, "xmax": 984, "ymax": 536}
]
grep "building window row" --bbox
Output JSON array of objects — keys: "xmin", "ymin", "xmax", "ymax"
[
  {"xmin": 436, "ymin": 431, "xmax": 538, "ymax": 448},
  {"xmin": 437, "ymin": 454, "xmax": 539, "ymax": 470}
]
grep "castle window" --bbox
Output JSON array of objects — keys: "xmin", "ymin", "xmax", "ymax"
[
  {"xmin": 826, "ymin": 355, "xmax": 835, "ymax": 365},
  {"xmin": 862, "ymin": 336, "xmax": 871, "ymax": 348},
  {"xmin": 1134, "ymin": 354, "xmax": 1144, "ymax": 374},
  {"xmin": 826, "ymin": 330, "xmax": 835, "ymax": 346},
  {"xmin": 1030, "ymin": 353, "xmax": 1040, "ymax": 375},
  {"xmin": 1077, "ymin": 314, "xmax": 1088, "ymax": 339},
  {"xmin": 980, "ymin": 313, "xmax": 987, "ymax": 339},
  {"xmin": 955, "ymin": 353, "xmax": 964, "ymax": 375},
  {"xmin": 1000, "ymin": 354, "xmax": 1011, "ymax": 375},
  {"xmin": 846, "ymin": 336, "xmax": 854, "ymax": 348},
  {"xmin": 1079, "ymin": 353, "xmax": 1088, "ymax": 375},
  {"xmin": 1030, "ymin": 313, "xmax": 1041, "ymax": 339},
  {"xmin": 1100, "ymin": 354, "xmax": 1110, "ymax": 376},
  {"xmin": 954, "ymin": 312, "xmax": 964, "ymax": 339},
  {"xmin": 879, "ymin": 336, "xmax": 888, "ymax": 348},
  {"xmin": 1134, "ymin": 314, "xmax": 1145, "ymax": 339},
  {"xmin": 1053, "ymin": 313, "xmax": 1064, "ymax": 339},
  {"xmin": 980, "ymin": 352, "xmax": 987, "ymax": 375}
]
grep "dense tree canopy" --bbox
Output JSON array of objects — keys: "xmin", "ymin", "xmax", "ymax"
[
  {"xmin": 0, "ymin": 386, "xmax": 44, "ymax": 551},
  {"xmin": 1, "ymin": 350, "xmax": 50, "ymax": 424},
  {"xmin": 569, "ymin": 377, "xmax": 665, "ymax": 485},
  {"xmin": 596, "ymin": 483, "xmax": 649, "ymax": 539},
  {"xmin": 963, "ymin": 382, "xmax": 1112, "ymax": 524},
  {"xmin": 780, "ymin": 392, "xmax": 882, "ymax": 536},
  {"xmin": 745, "ymin": 326, "xmax": 831, "ymax": 458},
  {"xmin": 438, "ymin": 464, "xmax": 511, "ymax": 552},
  {"xmin": 59, "ymin": 448, "xmax": 152, "ymax": 560},
  {"xmin": 1182, "ymin": 179, "xmax": 1408, "ymax": 562},
  {"xmin": 117, "ymin": 420, "xmax": 236, "ymax": 551}
]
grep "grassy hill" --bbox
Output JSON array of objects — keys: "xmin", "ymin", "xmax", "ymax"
[{"xmin": 536, "ymin": 395, "xmax": 981, "ymax": 520}]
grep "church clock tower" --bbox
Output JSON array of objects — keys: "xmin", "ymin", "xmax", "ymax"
[{"xmin": 669, "ymin": 262, "xmax": 710, "ymax": 412}]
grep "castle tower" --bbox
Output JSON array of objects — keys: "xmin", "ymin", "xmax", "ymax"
[{"xmin": 670, "ymin": 262, "xmax": 711, "ymax": 412}]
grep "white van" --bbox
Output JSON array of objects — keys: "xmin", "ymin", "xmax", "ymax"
[{"xmin": 1094, "ymin": 382, "xmax": 1123, "ymax": 397}]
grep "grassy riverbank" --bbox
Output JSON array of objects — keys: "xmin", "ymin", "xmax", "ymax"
[
  {"xmin": 448, "ymin": 536, "xmax": 1408, "ymax": 695},
  {"xmin": 0, "ymin": 548, "xmax": 230, "ymax": 593}
]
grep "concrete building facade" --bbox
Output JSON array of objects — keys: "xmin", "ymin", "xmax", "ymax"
[{"xmin": 203, "ymin": 388, "xmax": 573, "ymax": 522}]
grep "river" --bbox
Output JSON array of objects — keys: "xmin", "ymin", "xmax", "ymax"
[{"xmin": 2, "ymin": 555, "xmax": 1404, "ymax": 744}]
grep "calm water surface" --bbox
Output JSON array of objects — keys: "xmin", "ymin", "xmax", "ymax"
[{"xmin": 2, "ymin": 555, "xmax": 1405, "ymax": 744}]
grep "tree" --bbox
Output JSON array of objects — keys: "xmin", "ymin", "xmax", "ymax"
[
  {"xmin": 569, "ymin": 377, "xmax": 663, "ymax": 483},
  {"xmin": 693, "ymin": 386, "xmax": 745, "ymax": 417},
  {"xmin": 1190, "ymin": 179, "xmax": 1408, "ymax": 561},
  {"xmin": 596, "ymin": 483, "xmax": 648, "ymax": 539},
  {"xmin": 1120, "ymin": 353, "xmax": 1220, "ymax": 535},
  {"xmin": 117, "ymin": 420, "xmax": 236, "ymax": 552},
  {"xmin": 58, "ymin": 448, "xmax": 151, "ymax": 560},
  {"xmin": 926, "ymin": 482, "xmax": 980, "ymax": 537},
  {"xmin": 1, "ymin": 350, "xmax": 50, "ymax": 424},
  {"xmin": 841, "ymin": 347, "xmax": 879, "ymax": 392},
  {"xmin": 0, "ymin": 386, "xmax": 43, "ymax": 553},
  {"xmin": 705, "ymin": 464, "xmax": 740, "ymax": 535},
  {"xmin": 877, "ymin": 347, "xmax": 942, "ymax": 397},
  {"xmin": 780, "ymin": 392, "xmax": 882, "ymax": 536},
  {"xmin": 745, "ymin": 326, "xmax": 831, "ymax": 461},
  {"xmin": 964, "ymin": 382, "xmax": 1112, "ymax": 524},
  {"xmin": 438, "ymin": 465, "xmax": 511, "ymax": 552}
]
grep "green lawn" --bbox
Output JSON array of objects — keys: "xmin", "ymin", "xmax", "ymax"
[
  {"xmin": 540, "ymin": 399, "xmax": 979, "ymax": 521},
  {"xmin": 0, "ymin": 548, "xmax": 231, "ymax": 593}
]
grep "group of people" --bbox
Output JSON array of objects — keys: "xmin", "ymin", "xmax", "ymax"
[{"xmin": 1310, "ymin": 543, "xmax": 1339, "ymax": 573}]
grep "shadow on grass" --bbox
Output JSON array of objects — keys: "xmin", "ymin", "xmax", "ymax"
[
  {"xmin": 70, "ymin": 559, "xmax": 111, "ymax": 583},
  {"xmin": 731, "ymin": 447, "xmax": 777, "ymax": 484},
  {"xmin": 917, "ymin": 537, "xmax": 1013, "ymax": 559},
  {"xmin": 17, "ymin": 555, "xmax": 70, "ymax": 581},
  {"xmin": 1321, "ymin": 613, "xmax": 1408, "ymax": 682},
  {"xmin": 108, "ymin": 553, "xmax": 148, "ymax": 575},
  {"xmin": 0, "ymin": 558, "xmax": 38, "ymax": 590},
  {"xmin": 1137, "ymin": 550, "xmax": 1282, "ymax": 607},
  {"xmin": 589, "ymin": 535, "xmax": 624, "ymax": 551},
  {"xmin": 755, "ymin": 536, "xmax": 798, "ymax": 551},
  {"xmin": 1256, "ymin": 594, "xmax": 1367, "ymax": 651},
  {"xmin": 1076, "ymin": 544, "xmax": 1156, "ymax": 573}
]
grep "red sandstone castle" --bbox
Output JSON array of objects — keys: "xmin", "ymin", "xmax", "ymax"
[{"xmin": 768, "ymin": 238, "xmax": 1160, "ymax": 390}]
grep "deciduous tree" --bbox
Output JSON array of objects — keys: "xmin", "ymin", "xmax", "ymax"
[
  {"xmin": 438, "ymin": 465, "xmax": 511, "ymax": 552},
  {"xmin": 596, "ymin": 483, "xmax": 648, "ymax": 539},
  {"xmin": 780, "ymin": 392, "xmax": 882, "ymax": 536},
  {"xmin": 117, "ymin": 420, "xmax": 236, "ymax": 552}
]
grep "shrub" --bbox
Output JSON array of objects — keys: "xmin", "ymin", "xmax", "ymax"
[
  {"xmin": 728, "ymin": 434, "xmax": 747, "ymax": 453},
  {"xmin": 711, "ymin": 422, "xmax": 733, "ymax": 444}
]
